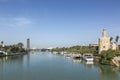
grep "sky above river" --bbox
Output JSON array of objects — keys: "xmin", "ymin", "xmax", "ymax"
[{"xmin": 0, "ymin": 0, "xmax": 120, "ymax": 48}]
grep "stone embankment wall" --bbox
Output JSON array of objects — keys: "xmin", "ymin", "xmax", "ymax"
[{"xmin": 112, "ymin": 56, "xmax": 120, "ymax": 67}]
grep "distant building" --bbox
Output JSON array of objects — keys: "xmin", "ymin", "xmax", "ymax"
[
  {"xmin": 47, "ymin": 47, "xmax": 54, "ymax": 50},
  {"xmin": 89, "ymin": 43, "xmax": 98, "ymax": 47},
  {"xmin": 98, "ymin": 29, "xmax": 116, "ymax": 54},
  {"xmin": 27, "ymin": 38, "xmax": 30, "ymax": 50}
]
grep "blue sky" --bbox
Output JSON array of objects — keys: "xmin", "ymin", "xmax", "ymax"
[{"xmin": 0, "ymin": 0, "xmax": 120, "ymax": 48}]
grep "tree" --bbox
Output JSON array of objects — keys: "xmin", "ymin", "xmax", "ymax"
[
  {"xmin": 17, "ymin": 42, "xmax": 24, "ymax": 48},
  {"xmin": 100, "ymin": 49, "xmax": 116, "ymax": 65},
  {"xmin": 1, "ymin": 41, "xmax": 3, "ymax": 45},
  {"xmin": 1, "ymin": 41, "xmax": 5, "ymax": 47},
  {"xmin": 115, "ymin": 35, "xmax": 119, "ymax": 50},
  {"xmin": 110, "ymin": 37, "xmax": 113, "ymax": 43}
]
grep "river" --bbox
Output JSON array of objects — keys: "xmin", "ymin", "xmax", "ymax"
[{"xmin": 0, "ymin": 51, "xmax": 120, "ymax": 80}]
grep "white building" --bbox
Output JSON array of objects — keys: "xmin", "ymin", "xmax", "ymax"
[
  {"xmin": 98, "ymin": 29, "xmax": 116, "ymax": 54},
  {"xmin": 89, "ymin": 43, "xmax": 98, "ymax": 47}
]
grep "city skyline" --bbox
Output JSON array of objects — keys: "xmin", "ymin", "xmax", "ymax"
[{"xmin": 0, "ymin": 0, "xmax": 120, "ymax": 48}]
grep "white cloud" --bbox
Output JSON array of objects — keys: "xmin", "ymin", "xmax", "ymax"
[
  {"xmin": 14, "ymin": 17, "xmax": 32, "ymax": 26},
  {"xmin": 0, "ymin": 17, "xmax": 32, "ymax": 27}
]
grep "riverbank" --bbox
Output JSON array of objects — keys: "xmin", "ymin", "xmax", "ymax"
[
  {"xmin": 112, "ymin": 56, "xmax": 120, "ymax": 67},
  {"xmin": 0, "ymin": 52, "xmax": 28, "ymax": 58},
  {"xmin": 51, "ymin": 50, "xmax": 120, "ymax": 67}
]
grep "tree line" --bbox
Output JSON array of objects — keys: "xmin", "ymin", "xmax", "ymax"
[
  {"xmin": 0, "ymin": 42, "xmax": 26, "ymax": 54},
  {"xmin": 52, "ymin": 45, "xmax": 98, "ymax": 54}
]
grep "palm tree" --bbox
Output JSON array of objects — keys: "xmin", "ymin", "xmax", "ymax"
[
  {"xmin": 1, "ymin": 41, "xmax": 4, "ymax": 47},
  {"xmin": 1, "ymin": 41, "xmax": 3, "ymax": 45},
  {"xmin": 115, "ymin": 35, "xmax": 119, "ymax": 50},
  {"xmin": 110, "ymin": 37, "xmax": 113, "ymax": 43}
]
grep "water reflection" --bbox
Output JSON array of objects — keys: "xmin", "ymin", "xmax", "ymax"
[
  {"xmin": 94, "ymin": 63, "xmax": 120, "ymax": 80},
  {"xmin": 0, "ymin": 51, "xmax": 120, "ymax": 80},
  {"xmin": 72, "ymin": 59, "xmax": 82, "ymax": 63},
  {"xmin": 0, "ymin": 55, "xmax": 24, "ymax": 80},
  {"xmin": 0, "ymin": 55, "xmax": 23, "ymax": 63},
  {"xmin": 85, "ymin": 61, "xmax": 94, "ymax": 64}
]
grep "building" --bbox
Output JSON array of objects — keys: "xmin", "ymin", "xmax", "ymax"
[
  {"xmin": 111, "ymin": 43, "xmax": 117, "ymax": 50},
  {"xmin": 27, "ymin": 38, "xmax": 30, "ymax": 50},
  {"xmin": 89, "ymin": 43, "xmax": 98, "ymax": 47},
  {"xmin": 98, "ymin": 29, "xmax": 116, "ymax": 54},
  {"xmin": 47, "ymin": 47, "xmax": 54, "ymax": 50},
  {"xmin": 98, "ymin": 29, "xmax": 111, "ymax": 54}
]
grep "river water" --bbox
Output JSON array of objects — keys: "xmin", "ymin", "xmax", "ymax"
[{"xmin": 0, "ymin": 51, "xmax": 120, "ymax": 80}]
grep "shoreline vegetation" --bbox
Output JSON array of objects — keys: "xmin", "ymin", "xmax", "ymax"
[
  {"xmin": 0, "ymin": 42, "xmax": 27, "ymax": 57},
  {"xmin": 1, "ymin": 43, "xmax": 120, "ymax": 67},
  {"xmin": 51, "ymin": 45, "xmax": 98, "ymax": 54},
  {"xmin": 49, "ymin": 45, "xmax": 120, "ymax": 67}
]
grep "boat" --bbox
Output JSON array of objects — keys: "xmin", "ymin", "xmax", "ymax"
[
  {"xmin": 72, "ymin": 54, "xmax": 81, "ymax": 59},
  {"xmin": 82, "ymin": 54, "xmax": 93, "ymax": 62},
  {"xmin": 0, "ymin": 51, "xmax": 6, "ymax": 54}
]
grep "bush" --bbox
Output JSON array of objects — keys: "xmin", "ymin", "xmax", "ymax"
[
  {"xmin": 100, "ymin": 49, "xmax": 119, "ymax": 65},
  {"xmin": 6, "ymin": 48, "xmax": 12, "ymax": 54}
]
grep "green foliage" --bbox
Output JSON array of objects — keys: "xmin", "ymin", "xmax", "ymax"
[
  {"xmin": 0, "ymin": 42, "xmax": 25, "ymax": 54},
  {"xmin": 17, "ymin": 42, "xmax": 24, "ymax": 48},
  {"xmin": 110, "ymin": 37, "xmax": 113, "ymax": 42},
  {"xmin": 100, "ymin": 49, "xmax": 120, "ymax": 65},
  {"xmin": 52, "ymin": 45, "xmax": 98, "ymax": 54},
  {"xmin": 115, "ymin": 35, "xmax": 119, "ymax": 43},
  {"xmin": 115, "ymin": 35, "xmax": 119, "ymax": 50},
  {"xmin": 6, "ymin": 48, "xmax": 12, "ymax": 54}
]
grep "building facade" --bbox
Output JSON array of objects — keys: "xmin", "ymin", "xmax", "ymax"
[
  {"xmin": 98, "ymin": 29, "xmax": 116, "ymax": 54},
  {"xmin": 27, "ymin": 38, "xmax": 30, "ymax": 50}
]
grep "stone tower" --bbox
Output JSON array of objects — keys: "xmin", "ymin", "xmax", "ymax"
[{"xmin": 98, "ymin": 29, "xmax": 110, "ymax": 54}]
